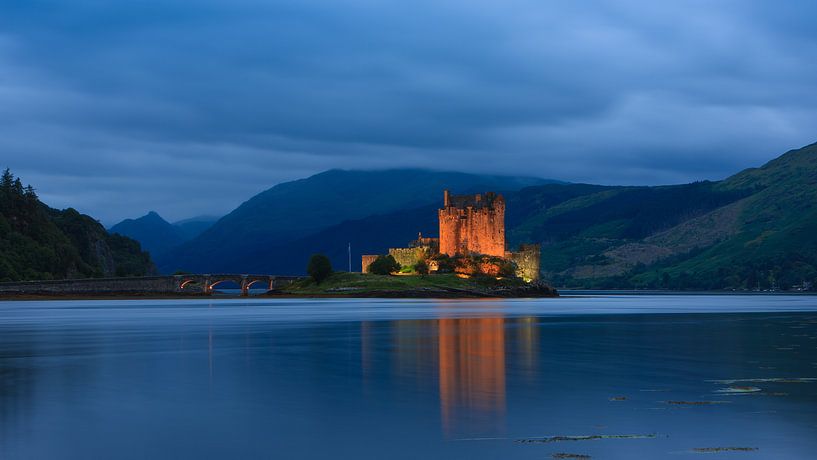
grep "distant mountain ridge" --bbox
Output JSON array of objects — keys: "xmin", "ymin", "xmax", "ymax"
[
  {"xmin": 110, "ymin": 212, "xmax": 185, "ymax": 257},
  {"xmin": 173, "ymin": 215, "xmax": 220, "ymax": 241},
  {"xmin": 157, "ymin": 169, "xmax": 557, "ymax": 273},
  {"xmin": 109, "ymin": 212, "xmax": 218, "ymax": 259}
]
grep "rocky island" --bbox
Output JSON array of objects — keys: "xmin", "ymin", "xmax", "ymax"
[{"xmin": 271, "ymin": 272, "xmax": 558, "ymax": 298}]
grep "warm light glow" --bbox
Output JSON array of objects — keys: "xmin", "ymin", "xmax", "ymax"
[
  {"xmin": 179, "ymin": 279, "xmax": 195, "ymax": 289},
  {"xmin": 438, "ymin": 317, "xmax": 506, "ymax": 436}
]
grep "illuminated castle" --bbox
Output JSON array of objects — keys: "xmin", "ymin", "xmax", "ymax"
[{"xmin": 362, "ymin": 190, "xmax": 540, "ymax": 281}]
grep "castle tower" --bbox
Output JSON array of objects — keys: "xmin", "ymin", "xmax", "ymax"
[{"xmin": 438, "ymin": 190, "xmax": 506, "ymax": 257}]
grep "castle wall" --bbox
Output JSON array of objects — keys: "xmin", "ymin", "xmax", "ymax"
[
  {"xmin": 439, "ymin": 193, "xmax": 505, "ymax": 257},
  {"xmin": 388, "ymin": 247, "xmax": 426, "ymax": 268},
  {"xmin": 507, "ymin": 244, "xmax": 541, "ymax": 282},
  {"xmin": 361, "ymin": 255, "xmax": 379, "ymax": 274}
]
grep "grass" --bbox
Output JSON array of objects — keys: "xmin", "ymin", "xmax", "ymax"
[{"xmin": 281, "ymin": 272, "xmax": 525, "ymax": 295}]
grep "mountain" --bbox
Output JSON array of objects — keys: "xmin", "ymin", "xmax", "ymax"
[
  {"xmin": 506, "ymin": 141, "xmax": 817, "ymax": 290},
  {"xmin": 628, "ymin": 141, "xmax": 817, "ymax": 289},
  {"xmin": 172, "ymin": 215, "xmax": 219, "ymax": 240},
  {"xmin": 109, "ymin": 211, "xmax": 186, "ymax": 257},
  {"xmin": 0, "ymin": 169, "xmax": 156, "ymax": 281},
  {"xmin": 109, "ymin": 213, "xmax": 219, "ymax": 259},
  {"xmin": 155, "ymin": 142, "xmax": 817, "ymax": 290},
  {"xmin": 157, "ymin": 169, "xmax": 557, "ymax": 273},
  {"xmin": 218, "ymin": 141, "xmax": 817, "ymax": 291},
  {"xmin": 228, "ymin": 204, "xmax": 440, "ymax": 275}
]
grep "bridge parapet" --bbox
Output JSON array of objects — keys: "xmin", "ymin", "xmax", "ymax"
[{"xmin": 0, "ymin": 274, "xmax": 304, "ymax": 296}]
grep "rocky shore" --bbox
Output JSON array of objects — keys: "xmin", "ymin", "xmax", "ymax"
[
  {"xmin": 271, "ymin": 273, "xmax": 559, "ymax": 298},
  {"xmin": 0, "ymin": 275, "xmax": 558, "ymax": 300}
]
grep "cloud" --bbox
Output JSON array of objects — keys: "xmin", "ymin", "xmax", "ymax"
[{"xmin": 1, "ymin": 0, "xmax": 816, "ymax": 223}]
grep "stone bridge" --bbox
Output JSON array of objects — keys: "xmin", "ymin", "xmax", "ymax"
[{"xmin": 0, "ymin": 274, "xmax": 304, "ymax": 297}]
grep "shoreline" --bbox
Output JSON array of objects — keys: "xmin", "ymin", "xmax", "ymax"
[
  {"xmin": 3, "ymin": 289, "xmax": 814, "ymax": 301},
  {"xmin": 0, "ymin": 287, "xmax": 559, "ymax": 301}
]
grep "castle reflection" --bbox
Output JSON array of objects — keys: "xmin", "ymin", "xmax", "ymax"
[
  {"xmin": 363, "ymin": 314, "xmax": 539, "ymax": 437},
  {"xmin": 438, "ymin": 317, "xmax": 507, "ymax": 436}
]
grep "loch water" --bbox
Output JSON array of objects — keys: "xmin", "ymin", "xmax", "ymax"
[{"xmin": 1, "ymin": 295, "xmax": 817, "ymax": 459}]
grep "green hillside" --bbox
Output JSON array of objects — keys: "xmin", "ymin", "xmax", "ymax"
[
  {"xmin": 514, "ymin": 142, "xmax": 817, "ymax": 290},
  {"xmin": 0, "ymin": 169, "xmax": 156, "ymax": 281},
  {"xmin": 630, "ymin": 142, "xmax": 817, "ymax": 290}
]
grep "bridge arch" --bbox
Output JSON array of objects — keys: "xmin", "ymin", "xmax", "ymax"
[
  {"xmin": 208, "ymin": 279, "xmax": 242, "ymax": 292},
  {"xmin": 244, "ymin": 279, "xmax": 272, "ymax": 291},
  {"xmin": 172, "ymin": 274, "xmax": 286, "ymax": 295},
  {"xmin": 179, "ymin": 279, "xmax": 197, "ymax": 290}
]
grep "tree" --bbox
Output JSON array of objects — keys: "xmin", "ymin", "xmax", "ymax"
[
  {"xmin": 414, "ymin": 259, "xmax": 429, "ymax": 275},
  {"xmin": 1, "ymin": 168, "xmax": 13, "ymax": 191},
  {"xmin": 12, "ymin": 178, "xmax": 23, "ymax": 195},
  {"xmin": 369, "ymin": 255, "xmax": 400, "ymax": 275},
  {"xmin": 0, "ymin": 169, "xmax": 154, "ymax": 281},
  {"xmin": 307, "ymin": 254, "xmax": 333, "ymax": 284}
]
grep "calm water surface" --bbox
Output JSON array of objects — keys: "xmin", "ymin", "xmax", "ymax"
[{"xmin": 1, "ymin": 295, "xmax": 817, "ymax": 459}]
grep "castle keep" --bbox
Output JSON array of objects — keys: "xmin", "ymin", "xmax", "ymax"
[
  {"xmin": 439, "ymin": 190, "xmax": 505, "ymax": 257},
  {"xmin": 363, "ymin": 190, "xmax": 540, "ymax": 281}
]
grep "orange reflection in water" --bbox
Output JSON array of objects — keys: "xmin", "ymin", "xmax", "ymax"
[
  {"xmin": 361, "ymin": 315, "xmax": 537, "ymax": 436},
  {"xmin": 438, "ymin": 317, "xmax": 506, "ymax": 436}
]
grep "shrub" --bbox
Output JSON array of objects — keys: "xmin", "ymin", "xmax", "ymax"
[
  {"xmin": 432, "ymin": 254, "xmax": 454, "ymax": 273},
  {"xmin": 497, "ymin": 259, "xmax": 517, "ymax": 277},
  {"xmin": 414, "ymin": 259, "xmax": 429, "ymax": 275},
  {"xmin": 369, "ymin": 255, "xmax": 400, "ymax": 275},
  {"xmin": 307, "ymin": 254, "xmax": 333, "ymax": 284}
]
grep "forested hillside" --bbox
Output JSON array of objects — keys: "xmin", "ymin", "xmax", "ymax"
[
  {"xmin": 509, "ymin": 142, "xmax": 817, "ymax": 290},
  {"xmin": 0, "ymin": 169, "xmax": 156, "ymax": 281}
]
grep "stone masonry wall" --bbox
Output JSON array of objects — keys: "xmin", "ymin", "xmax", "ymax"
[
  {"xmin": 0, "ymin": 276, "xmax": 179, "ymax": 294},
  {"xmin": 439, "ymin": 192, "xmax": 505, "ymax": 257},
  {"xmin": 361, "ymin": 255, "xmax": 379, "ymax": 273},
  {"xmin": 507, "ymin": 244, "xmax": 541, "ymax": 282},
  {"xmin": 0, "ymin": 275, "xmax": 302, "ymax": 295},
  {"xmin": 388, "ymin": 247, "xmax": 426, "ymax": 268}
]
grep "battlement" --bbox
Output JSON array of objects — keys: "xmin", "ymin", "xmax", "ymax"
[
  {"xmin": 408, "ymin": 232, "xmax": 439, "ymax": 250},
  {"xmin": 443, "ymin": 190, "xmax": 504, "ymax": 210}
]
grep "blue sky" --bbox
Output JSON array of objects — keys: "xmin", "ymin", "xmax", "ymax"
[{"xmin": 1, "ymin": 0, "xmax": 816, "ymax": 223}]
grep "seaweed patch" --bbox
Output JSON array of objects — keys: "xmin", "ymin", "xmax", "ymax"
[
  {"xmin": 715, "ymin": 386, "xmax": 762, "ymax": 394},
  {"xmin": 692, "ymin": 447, "xmax": 758, "ymax": 453},
  {"xmin": 665, "ymin": 400, "xmax": 731, "ymax": 405},
  {"xmin": 516, "ymin": 434, "xmax": 657, "ymax": 444},
  {"xmin": 708, "ymin": 378, "xmax": 817, "ymax": 384}
]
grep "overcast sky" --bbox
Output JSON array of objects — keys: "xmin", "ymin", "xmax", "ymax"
[{"xmin": 2, "ymin": 0, "xmax": 816, "ymax": 224}]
